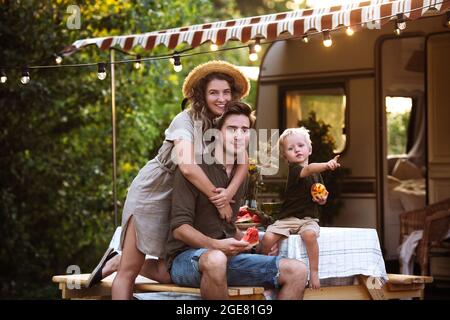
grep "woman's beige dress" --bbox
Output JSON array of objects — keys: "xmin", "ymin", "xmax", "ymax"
[{"xmin": 119, "ymin": 110, "xmax": 204, "ymax": 258}]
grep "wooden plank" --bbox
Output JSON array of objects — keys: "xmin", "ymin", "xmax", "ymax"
[
  {"xmin": 60, "ymin": 284, "xmax": 111, "ymax": 299},
  {"xmin": 387, "ymin": 274, "xmax": 433, "ymax": 284},
  {"xmin": 135, "ymin": 283, "xmax": 201, "ymax": 294},
  {"xmin": 387, "ymin": 283, "xmax": 425, "ymax": 292},
  {"xmin": 53, "ymin": 274, "xmax": 264, "ymax": 299},
  {"xmin": 231, "ymin": 294, "xmax": 265, "ymax": 300},
  {"xmin": 358, "ymin": 276, "xmax": 387, "ymax": 300},
  {"xmin": 303, "ymin": 285, "xmax": 371, "ymax": 300},
  {"xmin": 234, "ymin": 287, "xmax": 254, "ymax": 296},
  {"xmin": 382, "ymin": 286, "xmax": 423, "ymax": 300}
]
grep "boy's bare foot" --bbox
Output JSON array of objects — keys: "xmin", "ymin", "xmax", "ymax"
[{"xmin": 309, "ymin": 271, "xmax": 320, "ymax": 290}]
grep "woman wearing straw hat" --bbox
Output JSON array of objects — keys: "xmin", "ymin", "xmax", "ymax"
[{"xmin": 86, "ymin": 60, "xmax": 251, "ymax": 299}]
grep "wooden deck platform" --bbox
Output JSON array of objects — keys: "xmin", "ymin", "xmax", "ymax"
[{"xmin": 52, "ymin": 273, "xmax": 433, "ymax": 300}]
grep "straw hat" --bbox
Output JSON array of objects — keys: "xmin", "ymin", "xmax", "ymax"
[{"xmin": 182, "ymin": 60, "xmax": 250, "ymax": 99}]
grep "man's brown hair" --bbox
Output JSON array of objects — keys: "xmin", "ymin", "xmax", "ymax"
[{"xmin": 215, "ymin": 101, "xmax": 256, "ymax": 130}]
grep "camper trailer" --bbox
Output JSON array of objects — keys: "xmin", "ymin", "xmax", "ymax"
[{"xmin": 256, "ymin": 12, "xmax": 450, "ymax": 264}]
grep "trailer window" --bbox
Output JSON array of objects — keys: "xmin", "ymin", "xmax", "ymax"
[
  {"xmin": 385, "ymin": 96, "xmax": 413, "ymax": 156},
  {"xmin": 284, "ymin": 87, "xmax": 346, "ymax": 153}
]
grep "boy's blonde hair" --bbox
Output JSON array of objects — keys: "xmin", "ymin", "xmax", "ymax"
[{"xmin": 278, "ymin": 127, "xmax": 312, "ymax": 156}]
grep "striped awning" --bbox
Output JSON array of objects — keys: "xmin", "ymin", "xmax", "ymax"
[{"xmin": 64, "ymin": 0, "xmax": 449, "ymax": 54}]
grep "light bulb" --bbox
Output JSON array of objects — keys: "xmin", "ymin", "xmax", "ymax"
[
  {"xmin": 345, "ymin": 27, "xmax": 354, "ymax": 36},
  {"xmin": 322, "ymin": 31, "xmax": 332, "ymax": 47},
  {"xmin": 302, "ymin": 35, "xmax": 309, "ymax": 43},
  {"xmin": 0, "ymin": 70, "xmax": 6, "ymax": 84},
  {"xmin": 248, "ymin": 44, "xmax": 258, "ymax": 61},
  {"xmin": 395, "ymin": 13, "xmax": 406, "ymax": 35},
  {"xmin": 174, "ymin": 64, "xmax": 183, "ymax": 72},
  {"xmin": 173, "ymin": 55, "xmax": 182, "ymax": 72},
  {"xmin": 20, "ymin": 67, "xmax": 30, "ymax": 84},
  {"xmin": 397, "ymin": 21, "xmax": 406, "ymax": 30},
  {"xmin": 254, "ymin": 38, "xmax": 262, "ymax": 52},
  {"xmin": 97, "ymin": 63, "xmax": 107, "ymax": 80},
  {"xmin": 134, "ymin": 55, "xmax": 141, "ymax": 70},
  {"xmin": 55, "ymin": 55, "xmax": 63, "ymax": 64},
  {"xmin": 210, "ymin": 43, "xmax": 219, "ymax": 51}
]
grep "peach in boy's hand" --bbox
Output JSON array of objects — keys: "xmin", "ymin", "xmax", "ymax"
[{"xmin": 312, "ymin": 190, "xmax": 328, "ymax": 205}]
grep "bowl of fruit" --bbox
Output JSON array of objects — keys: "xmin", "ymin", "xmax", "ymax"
[{"xmin": 236, "ymin": 206, "xmax": 262, "ymax": 229}]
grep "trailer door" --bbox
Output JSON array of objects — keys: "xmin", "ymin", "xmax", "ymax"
[{"xmin": 426, "ymin": 32, "xmax": 450, "ymax": 203}]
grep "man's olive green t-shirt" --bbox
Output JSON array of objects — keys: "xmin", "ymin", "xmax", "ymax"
[
  {"xmin": 165, "ymin": 163, "xmax": 247, "ymax": 271},
  {"xmin": 278, "ymin": 163, "xmax": 324, "ymax": 220}
]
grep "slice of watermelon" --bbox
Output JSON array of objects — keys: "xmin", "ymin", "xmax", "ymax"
[
  {"xmin": 242, "ymin": 226, "xmax": 259, "ymax": 247},
  {"xmin": 236, "ymin": 213, "xmax": 254, "ymax": 223}
]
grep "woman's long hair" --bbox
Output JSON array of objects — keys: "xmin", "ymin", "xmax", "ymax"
[{"xmin": 186, "ymin": 72, "xmax": 242, "ymax": 132}]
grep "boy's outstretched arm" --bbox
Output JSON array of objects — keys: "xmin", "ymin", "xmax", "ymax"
[{"xmin": 299, "ymin": 155, "xmax": 340, "ymax": 178}]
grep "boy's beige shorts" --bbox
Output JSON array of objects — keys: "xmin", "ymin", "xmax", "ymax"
[{"xmin": 266, "ymin": 216, "xmax": 320, "ymax": 238}]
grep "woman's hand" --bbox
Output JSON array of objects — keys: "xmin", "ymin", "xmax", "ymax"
[
  {"xmin": 209, "ymin": 187, "xmax": 235, "ymax": 208},
  {"xmin": 217, "ymin": 204, "xmax": 233, "ymax": 223}
]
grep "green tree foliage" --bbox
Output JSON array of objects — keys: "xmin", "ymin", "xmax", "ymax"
[
  {"xmin": 387, "ymin": 111, "xmax": 410, "ymax": 156},
  {"xmin": 0, "ymin": 0, "xmax": 243, "ymax": 298}
]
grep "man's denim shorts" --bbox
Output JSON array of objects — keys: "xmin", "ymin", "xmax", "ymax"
[{"xmin": 170, "ymin": 248, "xmax": 282, "ymax": 289}]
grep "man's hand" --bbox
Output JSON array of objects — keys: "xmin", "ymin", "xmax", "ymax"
[
  {"xmin": 326, "ymin": 155, "xmax": 341, "ymax": 171},
  {"xmin": 209, "ymin": 187, "xmax": 235, "ymax": 208},
  {"xmin": 214, "ymin": 238, "xmax": 253, "ymax": 256}
]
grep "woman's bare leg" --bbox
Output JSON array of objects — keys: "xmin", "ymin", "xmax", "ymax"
[{"xmin": 111, "ymin": 217, "xmax": 145, "ymax": 299}]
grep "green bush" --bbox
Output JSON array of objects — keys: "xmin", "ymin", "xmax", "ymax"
[{"xmin": 0, "ymin": 0, "xmax": 242, "ymax": 298}]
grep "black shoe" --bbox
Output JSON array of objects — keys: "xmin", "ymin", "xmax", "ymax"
[{"xmin": 85, "ymin": 247, "xmax": 118, "ymax": 288}]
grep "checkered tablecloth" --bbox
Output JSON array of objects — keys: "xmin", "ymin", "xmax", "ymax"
[{"xmin": 278, "ymin": 227, "xmax": 388, "ymax": 281}]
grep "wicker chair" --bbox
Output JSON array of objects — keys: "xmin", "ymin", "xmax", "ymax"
[{"xmin": 399, "ymin": 198, "xmax": 450, "ymax": 276}]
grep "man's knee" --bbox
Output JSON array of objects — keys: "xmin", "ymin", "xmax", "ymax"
[{"xmin": 199, "ymin": 250, "xmax": 227, "ymax": 274}]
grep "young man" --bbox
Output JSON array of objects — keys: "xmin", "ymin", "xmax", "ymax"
[{"xmin": 165, "ymin": 101, "xmax": 308, "ymax": 300}]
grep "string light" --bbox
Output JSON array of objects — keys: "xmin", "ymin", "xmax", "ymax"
[
  {"xmin": 134, "ymin": 55, "xmax": 141, "ymax": 70},
  {"xmin": 20, "ymin": 67, "xmax": 30, "ymax": 84},
  {"xmin": 173, "ymin": 55, "xmax": 182, "ymax": 72},
  {"xmin": 54, "ymin": 54, "xmax": 63, "ymax": 64},
  {"xmin": 210, "ymin": 42, "xmax": 219, "ymax": 51},
  {"xmin": 97, "ymin": 63, "xmax": 107, "ymax": 80},
  {"xmin": 0, "ymin": 69, "xmax": 7, "ymax": 84},
  {"xmin": 254, "ymin": 38, "xmax": 262, "ymax": 53},
  {"xmin": 248, "ymin": 44, "xmax": 258, "ymax": 61},
  {"xmin": 2, "ymin": 5, "xmax": 440, "ymax": 81},
  {"xmin": 345, "ymin": 27, "xmax": 354, "ymax": 36},
  {"xmin": 395, "ymin": 13, "xmax": 406, "ymax": 35},
  {"xmin": 322, "ymin": 30, "xmax": 332, "ymax": 47}
]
